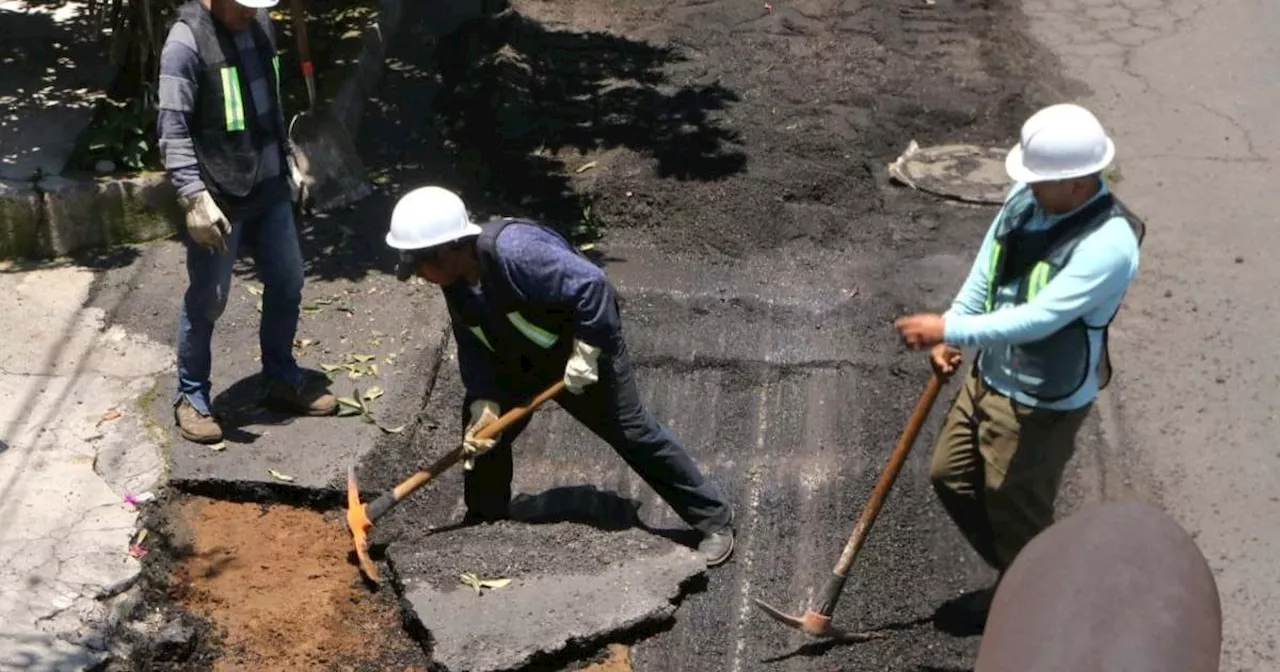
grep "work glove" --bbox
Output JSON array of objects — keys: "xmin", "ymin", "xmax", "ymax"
[
  {"xmin": 563, "ymin": 339, "xmax": 602, "ymax": 394},
  {"xmin": 287, "ymin": 153, "xmax": 304, "ymax": 206},
  {"xmin": 179, "ymin": 190, "xmax": 231, "ymax": 253},
  {"xmin": 461, "ymin": 399, "xmax": 501, "ymax": 470}
]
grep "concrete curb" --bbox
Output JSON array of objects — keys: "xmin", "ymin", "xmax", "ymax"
[{"xmin": 0, "ymin": 0, "xmax": 406, "ymax": 262}]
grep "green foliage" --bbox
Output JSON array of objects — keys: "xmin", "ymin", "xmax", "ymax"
[{"xmin": 80, "ymin": 83, "xmax": 162, "ymax": 172}]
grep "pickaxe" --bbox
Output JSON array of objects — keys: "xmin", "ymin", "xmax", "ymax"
[
  {"xmin": 753, "ymin": 371, "xmax": 944, "ymax": 639},
  {"xmin": 345, "ymin": 380, "xmax": 566, "ymax": 583}
]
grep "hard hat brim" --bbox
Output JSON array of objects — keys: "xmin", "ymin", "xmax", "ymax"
[
  {"xmin": 1005, "ymin": 138, "xmax": 1115, "ymax": 184},
  {"xmin": 384, "ymin": 220, "xmax": 482, "ymax": 251}
]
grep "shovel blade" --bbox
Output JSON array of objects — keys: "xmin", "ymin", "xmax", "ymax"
[
  {"xmin": 289, "ymin": 111, "xmax": 373, "ymax": 213},
  {"xmin": 346, "ymin": 465, "xmax": 381, "ymax": 583}
]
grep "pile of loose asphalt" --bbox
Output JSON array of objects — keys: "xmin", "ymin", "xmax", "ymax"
[{"xmin": 79, "ymin": 0, "xmax": 1118, "ymax": 669}]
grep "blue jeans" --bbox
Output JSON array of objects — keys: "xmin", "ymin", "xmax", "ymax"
[{"xmin": 175, "ymin": 199, "xmax": 304, "ymax": 415}]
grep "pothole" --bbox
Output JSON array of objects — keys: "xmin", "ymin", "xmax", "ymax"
[{"xmin": 116, "ymin": 493, "xmax": 429, "ymax": 671}]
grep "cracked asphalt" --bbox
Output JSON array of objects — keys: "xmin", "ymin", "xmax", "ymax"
[{"xmin": 1018, "ymin": 0, "xmax": 1280, "ymax": 668}]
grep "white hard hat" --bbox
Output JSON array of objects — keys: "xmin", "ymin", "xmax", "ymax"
[
  {"xmin": 1005, "ymin": 103, "xmax": 1115, "ymax": 183},
  {"xmin": 234, "ymin": 0, "xmax": 278, "ymax": 8},
  {"xmin": 385, "ymin": 186, "xmax": 482, "ymax": 251}
]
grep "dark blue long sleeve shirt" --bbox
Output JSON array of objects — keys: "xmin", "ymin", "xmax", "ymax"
[{"xmin": 450, "ymin": 222, "xmax": 621, "ymax": 401}]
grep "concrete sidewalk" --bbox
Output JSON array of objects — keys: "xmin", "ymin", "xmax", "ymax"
[{"xmin": 0, "ymin": 263, "xmax": 170, "ymax": 670}]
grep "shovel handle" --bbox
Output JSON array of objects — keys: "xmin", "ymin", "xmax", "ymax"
[
  {"xmin": 364, "ymin": 380, "xmax": 568, "ymax": 522},
  {"xmin": 287, "ymin": 0, "xmax": 317, "ymax": 108},
  {"xmin": 814, "ymin": 371, "xmax": 944, "ymax": 613}
]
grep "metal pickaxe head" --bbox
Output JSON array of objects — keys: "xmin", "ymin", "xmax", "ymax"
[
  {"xmin": 346, "ymin": 465, "xmax": 380, "ymax": 583},
  {"xmin": 753, "ymin": 598, "xmax": 889, "ymax": 642}
]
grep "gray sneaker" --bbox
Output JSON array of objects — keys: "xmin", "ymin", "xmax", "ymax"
[{"xmin": 699, "ymin": 526, "xmax": 735, "ymax": 567}]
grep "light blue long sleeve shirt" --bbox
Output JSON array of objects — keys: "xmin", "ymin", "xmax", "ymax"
[{"xmin": 942, "ymin": 180, "xmax": 1141, "ymax": 410}]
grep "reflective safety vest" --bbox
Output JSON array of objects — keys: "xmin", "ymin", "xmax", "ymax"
[
  {"xmin": 174, "ymin": 0, "xmax": 286, "ymax": 199},
  {"xmin": 449, "ymin": 219, "xmax": 579, "ymax": 375},
  {"xmin": 982, "ymin": 188, "xmax": 1145, "ymax": 402}
]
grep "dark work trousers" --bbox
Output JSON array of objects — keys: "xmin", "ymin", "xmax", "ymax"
[{"xmin": 462, "ymin": 339, "xmax": 733, "ymax": 535}]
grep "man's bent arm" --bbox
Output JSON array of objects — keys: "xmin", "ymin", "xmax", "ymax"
[
  {"xmin": 156, "ymin": 23, "xmax": 206, "ymax": 198},
  {"xmin": 943, "ymin": 218, "xmax": 1139, "ymax": 348}
]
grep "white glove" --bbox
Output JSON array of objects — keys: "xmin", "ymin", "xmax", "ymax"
[
  {"xmin": 287, "ymin": 154, "xmax": 304, "ymax": 206},
  {"xmin": 564, "ymin": 339, "xmax": 602, "ymax": 394},
  {"xmin": 462, "ymin": 399, "xmax": 501, "ymax": 470},
  {"xmin": 180, "ymin": 190, "xmax": 231, "ymax": 253}
]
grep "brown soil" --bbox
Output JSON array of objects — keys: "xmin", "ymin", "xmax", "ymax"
[{"xmin": 170, "ymin": 497, "xmax": 428, "ymax": 671}]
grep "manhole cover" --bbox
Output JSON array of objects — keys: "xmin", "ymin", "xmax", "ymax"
[{"xmin": 887, "ymin": 141, "xmax": 1012, "ymax": 204}]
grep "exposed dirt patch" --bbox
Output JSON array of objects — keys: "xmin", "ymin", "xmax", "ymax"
[{"xmin": 118, "ymin": 495, "xmax": 429, "ymax": 671}]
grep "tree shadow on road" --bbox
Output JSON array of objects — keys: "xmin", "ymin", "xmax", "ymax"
[
  {"xmin": 273, "ymin": 0, "xmax": 745, "ymax": 283},
  {"xmin": 431, "ymin": 7, "xmax": 747, "ymax": 232}
]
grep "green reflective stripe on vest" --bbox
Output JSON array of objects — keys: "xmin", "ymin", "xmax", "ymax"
[
  {"xmin": 468, "ymin": 326, "xmax": 494, "ymax": 351},
  {"xmin": 506, "ymin": 312, "xmax": 559, "ymax": 349},
  {"xmin": 272, "ymin": 56, "xmax": 281, "ymax": 105},
  {"xmin": 984, "ymin": 240, "xmax": 1003, "ymax": 312},
  {"xmin": 1026, "ymin": 261, "xmax": 1053, "ymax": 301},
  {"xmin": 220, "ymin": 66, "xmax": 246, "ymax": 131}
]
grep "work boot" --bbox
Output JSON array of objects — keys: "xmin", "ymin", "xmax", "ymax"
[
  {"xmin": 264, "ymin": 377, "xmax": 337, "ymax": 416},
  {"xmin": 175, "ymin": 399, "xmax": 223, "ymax": 444},
  {"xmin": 699, "ymin": 525, "xmax": 735, "ymax": 567}
]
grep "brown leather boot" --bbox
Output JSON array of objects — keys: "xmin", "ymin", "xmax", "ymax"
[
  {"xmin": 264, "ymin": 378, "xmax": 338, "ymax": 416},
  {"xmin": 175, "ymin": 399, "xmax": 223, "ymax": 444}
]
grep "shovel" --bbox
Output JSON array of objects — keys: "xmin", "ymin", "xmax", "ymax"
[
  {"xmin": 345, "ymin": 380, "xmax": 567, "ymax": 584},
  {"xmin": 286, "ymin": 0, "xmax": 373, "ymax": 213},
  {"xmin": 753, "ymin": 371, "xmax": 944, "ymax": 639}
]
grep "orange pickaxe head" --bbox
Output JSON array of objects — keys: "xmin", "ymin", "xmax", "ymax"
[{"xmin": 346, "ymin": 465, "xmax": 380, "ymax": 583}]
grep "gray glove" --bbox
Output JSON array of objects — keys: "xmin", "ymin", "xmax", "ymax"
[{"xmin": 180, "ymin": 191, "xmax": 231, "ymax": 253}]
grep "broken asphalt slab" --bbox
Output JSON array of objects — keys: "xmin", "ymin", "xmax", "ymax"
[
  {"xmin": 393, "ymin": 520, "xmax": 705, "ymax": 672},
  {"xmin": 0, "ymin": 265, "xmax": 171, "ymax": 670}
]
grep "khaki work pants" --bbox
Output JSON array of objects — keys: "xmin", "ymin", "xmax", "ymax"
[{"xmin": 929, "ymin": 367, "xmax": 1091, "ymax": 571}]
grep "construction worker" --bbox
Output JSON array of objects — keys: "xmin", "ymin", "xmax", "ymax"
[
  {"xmin": 893, "ymin": 103, "xmax": 1143, "ymax": 621},
  {"xmin": 385, "ymin": 186, "xmax": 736, "ymax": 567},
  {"xmin": 157, "ymin": 0, "xmax": 337, "ymax": 444}
]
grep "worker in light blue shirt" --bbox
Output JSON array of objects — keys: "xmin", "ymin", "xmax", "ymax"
[{"xmin": 894, "ymin": 103, "xmax": 1143, "ymax": 626}]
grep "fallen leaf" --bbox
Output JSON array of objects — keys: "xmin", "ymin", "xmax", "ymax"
[
  {"xmin": 370, "ymin": 363, "xmax": 380, "ymax": 377},
  {"xmin": 578, "ymin": 243, "xmax": 596, "ymax": 252},
  {"xmin": 352, "ymin": 354, "xmax": 375, "ymax": 362},
  {"xmin": 459, "ymin": 572, "xmax": 511, "ymax": 594},
  {"xmin": 575, "ymin": 160, "xmax": 598, "ymax": 173},
  {"xmin": 100, "ymin": 409, "xmax": 121, "ymax": 423},
  {"xmin": 379, "ymin": 423, "xmax": 406, "ymax": 434},
  {"xmin": 336, "ymin": 396, "xmax": 363, "ymax": 409},
  {"xmin": 268, "ymin": 469, "xmax": 295, "ymax": 482},
  {"xmin": 337, "ymin": 405, "xmax": 363, "ymax": 417},
  {"xmin": 321, "ymin": 363, "xmax": 343, "ymax": 372},
  {"xmin": 209, "ymin": 441, "xmax": 227, "ymax": 452},
  {"xmin": 364, "ymin": 387, "xmax": 384, "ymax": 401}
]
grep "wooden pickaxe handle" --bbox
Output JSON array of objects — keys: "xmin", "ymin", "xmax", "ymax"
[
  {"xmin": 362, "ymin": 380, "xmax": 568, "ymax": 523},
  {"xmin": 813, "ymin": 371, "xmax": 944, "ymax": 614}
]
